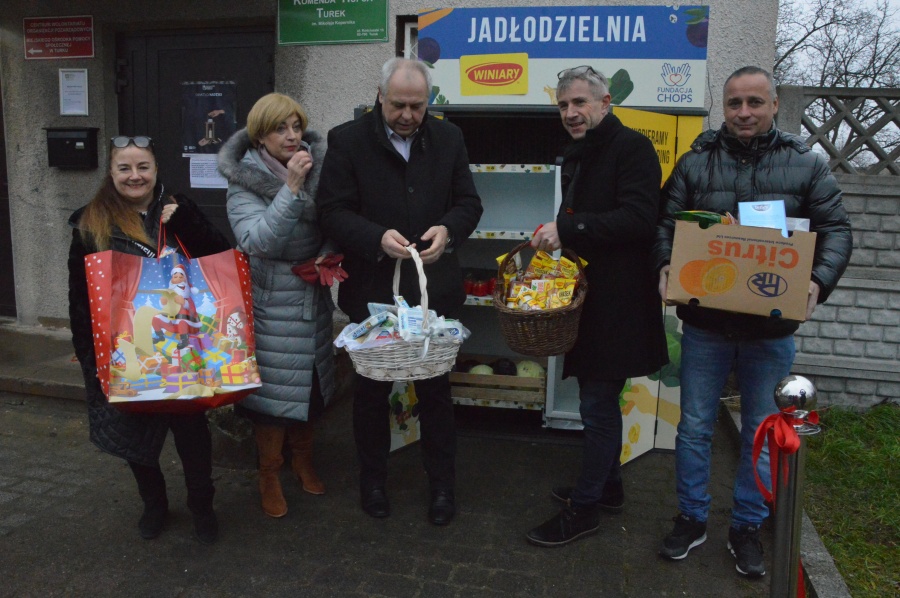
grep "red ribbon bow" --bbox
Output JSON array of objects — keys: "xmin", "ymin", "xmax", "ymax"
[
  {"xmin": 752, "ymin": 407, "xmax": 819, "ymax": 597},
  {"xmin": 752, "ymin": 407, "xmax": 820, "ymax": 502},
  {"xmin": 291, "ymin": 254, "xmax": 348, "ymax": 287}
]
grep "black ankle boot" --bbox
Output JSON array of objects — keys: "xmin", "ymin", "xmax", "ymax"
[
  {"xmin": 138, "ymin": 498, "xmax": 168, "ymax": 539},
  {"xmin": 186, "ymin": 485, "xmax": 217, "ymax": 544},
  {"xmin": 129, "ymin": 462, "xmax": 169, "ymax": 540},
  {"xmin": 187, "ymin": 491, "xmax": 218, "ymax": 545},
  {"xmin": 192, "ymin": 508, "xmax": 219, "ymax": 545}
]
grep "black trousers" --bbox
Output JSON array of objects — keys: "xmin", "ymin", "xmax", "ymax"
[
  {"xmin": 353, "ymin": 372, "xmax": 456, "ymax": 492},
  {"xmin": 128, "ymin": 412, "xmax": 214, "ymax": 514}
]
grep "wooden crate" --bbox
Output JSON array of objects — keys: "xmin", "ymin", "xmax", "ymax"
[{"xmin": 449, "ymin": 354, "xmax": 547, "ymax": 409}]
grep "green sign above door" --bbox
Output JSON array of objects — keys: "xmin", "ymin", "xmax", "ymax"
[{"xmin": 278, "ymin": 0, "xmax": 388, "ymax": 45}]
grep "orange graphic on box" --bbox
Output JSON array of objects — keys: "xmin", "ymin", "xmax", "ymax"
[
  {"xmin": 679, "ymin": 258, "xmax": 738, "ymax": 297},
  {"xmin": 460, "ymin": 53, "xmax": 528, "ymax": 96}
]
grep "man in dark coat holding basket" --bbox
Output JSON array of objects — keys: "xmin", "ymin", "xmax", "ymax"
[
  {"xmin": 317, "ymin": 58, "xmax": 482, "ymax": 525},
  {"xmin": 527, "ymin": 66, "xmax": 669, "ymax": 546}
]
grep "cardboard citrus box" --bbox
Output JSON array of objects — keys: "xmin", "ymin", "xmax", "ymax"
[{"xmin": 667, "ymin": 221, "xmax": 817, "ymax": 321}]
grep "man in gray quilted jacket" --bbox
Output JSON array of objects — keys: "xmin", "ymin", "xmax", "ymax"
[{"xmin": 652, "ymin": 66, "xmax": 852, "ymax": 578}]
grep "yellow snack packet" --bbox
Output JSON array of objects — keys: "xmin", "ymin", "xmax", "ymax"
[
  {"xmin": 530, "ymin": 278, "xmax": 554, "ymax": 294},
  {"xmin": 496, "ymin": 251, "xmax": 522, "ymax": 277},
  {"xmin": 519, "ymin": 292, "xmax": 546, "ymax": 311},
  {"xmin": 553, "ymin": 278, "xmax": 577, "ymax": 306},
  {"xmin": 524, "ymin": 251, "xmax": 557, "ymax": 280},
  {"xmin": 558, "ymin": 256, "xmax": 579, "ymax": 279},
  {"xmin": 516, "ymin": 288, "xmax": 540, "ymax": 310},
  {"xmin": 509, "ymin": 282, "xmax": 528, "ymax": 301}
]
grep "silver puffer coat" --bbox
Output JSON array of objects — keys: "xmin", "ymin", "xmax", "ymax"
[{"xmin": 218, "ymin": 128, "xmax": 335, "ymax": 420}]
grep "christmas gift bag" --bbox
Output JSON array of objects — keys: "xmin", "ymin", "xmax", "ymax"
[{"xmin": 85, "ymin": 245, "xmax": 259, "ymax": 413}]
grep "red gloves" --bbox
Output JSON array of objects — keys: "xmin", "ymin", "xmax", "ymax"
[{"xmin": 291, "ymin": 254, "xmax": 348, "ymax": 287}]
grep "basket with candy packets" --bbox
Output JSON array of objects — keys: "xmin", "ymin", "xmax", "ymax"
[{"xmin": 492, "ymin": 241, "xmax": 588, "ymax": 357}]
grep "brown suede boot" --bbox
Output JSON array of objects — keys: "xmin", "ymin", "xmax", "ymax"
[
  {"xmin": 253, "ymin": 423, "xmax": 288, "ymax": 517},
  {"xmin": 286, "ymin": 421, "xmax": 325, "ymax": 495}
]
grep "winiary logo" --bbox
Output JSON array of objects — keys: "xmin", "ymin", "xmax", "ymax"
[
  {"xmin": 465, "ymin": 62, "xmax": 523, "ymax": 86},
  {"xmin": 460, "ymin": 53, "xmax": 528, "ymax": 96}
]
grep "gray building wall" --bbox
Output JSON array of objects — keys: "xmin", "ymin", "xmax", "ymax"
[
  {"xmin": 1, "ymin": 2, "xmax": 777, "ymax": 321},
  {"xmin": 0, "ymin": 0, "xmax": 275, "ymax": 328},
  {"xmin": 793, "ymin": 175, "xmax": 900, "ymax": 408}
]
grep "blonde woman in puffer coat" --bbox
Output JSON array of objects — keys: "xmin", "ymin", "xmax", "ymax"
[{"xmin": 218, "ymin": 93, "xmax": 340, "ymax": 518}]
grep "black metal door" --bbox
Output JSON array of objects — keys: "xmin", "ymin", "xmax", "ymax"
[
  {"xmin": 116, "ymin": 27, "xmax": 275, "ymax": 244},
  {"xmin": 0, "ymin": 74, "xmax": 15, "ymax": 317}
]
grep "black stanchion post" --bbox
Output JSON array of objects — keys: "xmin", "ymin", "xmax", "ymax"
[{"xmin": 770, "ymin": 375, "xmax": 820, "ymax": 598}]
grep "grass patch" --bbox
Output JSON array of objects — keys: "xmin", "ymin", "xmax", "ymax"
[{"xmin": 804, "ymin": 403, "xmax": 899, "ymax": 597}]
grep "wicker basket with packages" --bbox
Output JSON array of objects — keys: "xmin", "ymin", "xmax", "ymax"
[
  {"xmin": 492, "ymin": 241, "xmax": 588, "ymax": 357},
  {"xmin": 334, "ymin": 246, "xmax": 470, "ymax": 382}
]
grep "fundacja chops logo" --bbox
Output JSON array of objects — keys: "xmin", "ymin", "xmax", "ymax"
[
  {"xmin": 660, "ymin": 63, "xmax": 692, "ymax": 87},
  {"xmin": 465, "ymin": 62, "xmax": 523, "ymax": 86}
]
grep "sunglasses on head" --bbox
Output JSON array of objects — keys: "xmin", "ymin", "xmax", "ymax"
[
  {"xmin": 557, "ymin": 65, "xmax": 601, "ymax": 80},
  {"xmin": 110, "ymin": 136, "xmax": 153, "ymax": 149}
]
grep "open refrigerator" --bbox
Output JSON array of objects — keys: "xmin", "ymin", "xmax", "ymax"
[{"xmin": 382, "ymin": 104, "xmax": 697, "ymax": 461}]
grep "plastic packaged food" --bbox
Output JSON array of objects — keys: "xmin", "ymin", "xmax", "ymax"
[
  {"xmin": 523, "ymin": 251, "xmax": 557, "ymax": 280},
  {"xmin": 350, "ymin": 312, "xmax": 390, "ymax": 339},
  {"xmin": 367, "ymin": 302, "xmax": 398, "ymax": 316},
  {"xmin": 530, "ymin": 278, "xmax": 553, "ymax": 294}
]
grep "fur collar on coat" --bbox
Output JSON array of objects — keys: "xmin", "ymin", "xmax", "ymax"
[{"xmin": 217, "ymin": 127, "xmax": 325, "ymax": 202}]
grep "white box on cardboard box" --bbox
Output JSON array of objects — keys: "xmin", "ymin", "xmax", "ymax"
[{"xmin": 666, "ymin": 221, "xmax": 817, "ymax": 321}]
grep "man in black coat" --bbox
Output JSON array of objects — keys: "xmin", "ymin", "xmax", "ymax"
[
  {"xmin": 526, "ymin": 66, "xmax": 669, "ymax": 547},
  {"xmin": 318, "ymin": 58, "xmax": 482, "ymax": 525},
  {"xmin": 653, "ymin": 66, "xmax": 852, "ymax": 578}
]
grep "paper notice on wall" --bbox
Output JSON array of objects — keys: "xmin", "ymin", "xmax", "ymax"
[
  {"xmin": 188, "ymin": 155, "xmax": 228, "ymax": 189},
  {"xmin": 181, "ymin": 81, "xmax": 237, "ymax": 154}
]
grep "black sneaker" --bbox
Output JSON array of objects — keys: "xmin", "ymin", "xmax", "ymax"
[
  {"xmin": 526, "ymin": 505, "xmax": 600, "ymax": 547},
  {"xmin": 551, "ymin": 480, "xmax": 625, "ymax": 513},
  {"xmin": 728, "ymin": 525, "xmax": 766, "ymax": 578},
  {"xmin": 659, "ymin": 513, "xmax": 707, "ymax": 560}
]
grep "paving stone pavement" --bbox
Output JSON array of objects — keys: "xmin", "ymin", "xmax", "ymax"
[{"xmin": 0, "ymin": 389, "xmax": 773, "ymax": 598}]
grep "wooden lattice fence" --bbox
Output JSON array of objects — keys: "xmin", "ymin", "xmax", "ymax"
[{"xmin": 778, "ymin": 86, "xmax": 900, "ymax": 407}]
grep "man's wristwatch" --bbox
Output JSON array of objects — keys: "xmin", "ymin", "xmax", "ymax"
[{"xmin": 441, "ymin": 225, "xmax": 453, "ymax": 246}]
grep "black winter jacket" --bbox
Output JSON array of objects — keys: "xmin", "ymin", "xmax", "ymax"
[
  {"xmin": 67, "ymin": 184, "xmax": 231, "ymax": 466},
  {"xmin": 652, "ymin": 125, "xmax": 853, "ymax": 338},
  {"xmin": 557, "ymin": 113, "xmax": 669, "ymax": 380},
  {"xmin": 317, "ymin": 102, "xmax": 483, "ymax": 322}
]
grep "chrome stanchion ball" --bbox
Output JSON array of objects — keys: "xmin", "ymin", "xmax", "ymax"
[
  {"xmin": 774, "ymin": 375, "xmax": 817, "ymax": 414},
  {"xmin": 774, "ymin": 375, "xmax": 820, "ymax": 435}
]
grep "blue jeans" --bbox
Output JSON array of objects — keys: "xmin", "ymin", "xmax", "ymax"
[
  {"xmin": 569, "ymin": 378, "xmax": 626, "ymax": 509},
  {"xmin": 675, "ymin": 324, "xmax": 795, "ymax": 528}
]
